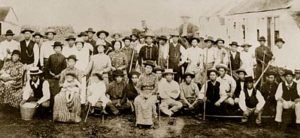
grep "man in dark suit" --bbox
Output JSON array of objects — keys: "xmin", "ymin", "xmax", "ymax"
[
  {"xmin": 85, "ymin": 28, "xmax": 97, "ymax": 55},
  {"xmin": 255, "ymin": 36, "xmax": 273, "ymax": 80},
  {"xmin": 228, "ymin": 41, "xmax": 241, "ymax": 79},
  {"xmin": 138, "ymin": 32, "xmax": 159, "ymax": 65},
  {"xmin": 20, "ymin": 28, "xmax": 39, "ymax": 66}
]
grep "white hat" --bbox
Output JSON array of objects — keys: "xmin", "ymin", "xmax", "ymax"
[{"xmin": 29, "ymin": 67, "xmax": 43, "ymax": 75}]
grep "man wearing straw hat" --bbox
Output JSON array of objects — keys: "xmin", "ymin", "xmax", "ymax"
[
  {"xmin": 240, "ymin": 43, "xmax": 256, "ymax": 77},
  {"xmin": 158, "ymin": 68, "xmax": 182, "ymax": 125},
  {"xmin": 21, "ymin": 67, "xmax": 50, "ymax": 118}
]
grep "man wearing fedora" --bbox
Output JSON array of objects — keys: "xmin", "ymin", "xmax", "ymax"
[
  {"xmin": 77, "ymin": 32, "xmax": 94, "ymax": 55},
  {"xmin": 158, "ymin": 69, "xmax": 183, "ymax": 124},
  {"xmin": 157, "ymin": 35, "xmax": 169, "ymax": 69},
  {"xmin": 255, "ymin": 36, "xmax": 273, "ymax": 80},
  {"xmin": 240, "ymin": 43, "xmax": 256, "ymax": 77},
  {"xmin": 20, "ymin": 28, "xmax": 40, "ymax": 68},
  {"xmin": 40, "ymin": 28, "xmax": 56, "ymax": 69},
  {"xmin": 85, "ymin": 28, "xmax": 97, "ymax": 54},
  {"xmin": 0, "ymin": 30, "xmax": 20, "ymax": 67},
  {"xmin": 239, "ymin": 76, "xmax": 265, "ymax": 125},
  {"xmin": 138, "ymin": 32, "xmax": 159, "ymax": 67},
  {"xmin": 273, "ymin": 38, "xmax": 286, "ymax": 68},
  {"xmin": 228, "ymin": 41, "xmax": 241, "ymax": 73},
  {"xmin": 202, "ymin": 36, "xmax": 217, "ymax": 70},
  {"xmin": 168, "ymin": 33, "xmax": 187, "ymax": 82},
  {"xmin": 215, "ymin": 38, "xmax": 229, "ymax": 66},
  {"xmin": 21, "ymin": 67, "xmax": 50, "ymax": 118},
  {"xmin": 260, "ymin": 71, "xmax": 278, "ymax": 116},
  {"xmin": 62, "ymin": 35, "xmax": 77, "ymax": 57},
  {"xmin": 275, "ymin": 70, "xmax": 300, "ymax": 127},
  {"xmin": 121, "ymin": 36, "xmax": 137, "ymax": 72},
  {"xmin": 96, "ymin": 30, "xmax": 112, "ymax": 54}
]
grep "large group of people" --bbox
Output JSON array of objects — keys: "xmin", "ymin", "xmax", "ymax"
[{"xmin": 0, "ymin": 16, "xmax": 300, "ymax": 129}]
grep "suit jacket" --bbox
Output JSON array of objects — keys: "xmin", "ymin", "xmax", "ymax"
[
  {"xmin": 230, "ymin": 52, "xmax": 241, "ymax": 70},
  {"xmin": 255, "ymin": 45, "xmax": 273, "ymax": 65}
]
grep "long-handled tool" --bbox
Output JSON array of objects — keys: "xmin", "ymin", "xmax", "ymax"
[
  {"xmin": 84, "ymin": 103, "xmax": 91, "ymax": 123},
  {"xmin": 203, "ymin": 47, "xmax": 209, "ymax": 120}
]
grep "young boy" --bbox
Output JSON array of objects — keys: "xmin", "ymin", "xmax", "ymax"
[{"xmin": 239, "ymin": 76, "xmax": 265, "ymax": 125}]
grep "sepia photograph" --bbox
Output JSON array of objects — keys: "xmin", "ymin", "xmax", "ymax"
[{"xmin": 0, "ymin": 0, "xmax": 300, "ymax": 137}]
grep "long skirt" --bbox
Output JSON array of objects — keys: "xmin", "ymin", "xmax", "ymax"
[
  {"xmin": 0, "ymin": 81, "xmax": 23, "ymax": 108},
  {"xmin": 134, "ymin": 95, "xmax": 157, "ymax": 126},
  {"xmin": 53, "ymin": 91, "xmax": 81, "ymax": 123}
]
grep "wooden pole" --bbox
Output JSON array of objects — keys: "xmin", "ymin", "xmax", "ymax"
[
  {"xmin": 203, "ymin": 47, "xmax": 209, "ymax": 120},
  {"xmin": 129, "ymin": 49, "xmax": 135, "ymax": 73},
  {"xmin": 84, "ymin": 104, "xmax": 91, "ymax": 123}
]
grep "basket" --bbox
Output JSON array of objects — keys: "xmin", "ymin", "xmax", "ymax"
[{"xmin": 20, "ymin": 102, "xmax": 37, "ymax": 120}]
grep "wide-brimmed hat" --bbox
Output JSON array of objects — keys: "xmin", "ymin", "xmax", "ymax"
[
  {"xmin": 154, "ymin": 66, "xmax": 164, "ymax": 72},
  {"xmin": 275, "ymin": 38, "xmax": 285, "ymax": 44},
  {"xmin": 144, "ymin": 32, "xmax": 155, "ymax": 38},
  {"xmin": 170, "ymin": 32, "xmax": 180, "ymax": 38},
  {"xmin": 183, "ymin": 72, "xmax": 195, "ymax": 78},
  {"xmin": 85, "ymin": 28, "xmax": 96, "ymax": 34},
  {"xmin": 122, "ymin": 36, "xmax": 132, "ymax": 42},
  {"xmin": 32, "ymin": 32, "xmax": 44, "ymax": 38},
  {"xmin": 216, "ymin": 64, "xmax": 229, "ymax": 71},
  {"xmin": 111, "ymin": 33, "xmax": 122, "ymax": 38},
  {"xmin": 265, "ymin": 71, "xmax": 277, "ymax": 76},
  {"xmin": 67, "ymin": 55, "xmax": 78, "ymax": 61},
  {"xmin": 143, "ymin": 60, "xmax": 156, "ymax": 68},
  {"xmin": 29, "ymin": 67, "xmax": 43, "ymax": 75},
  {"xmin": 96, "ymin": 30, "xmax": 109, "ymax": 37},
  {"xmin": 113, "ymin": 70, "xmax": 124, "ymax": 77},
  {"xmin": 215, "ymin": 38, "xmax": 225, "ymax": 44},
  {"xmin": 11, "ymin": 50, "xmax": 21, "ymax": 57},
  {"xmin": 163, "ymin": 69, "xmax": 176, "ymax": 75},
  {"xmin": 130, "ymin": 34, "xmax": 139, "ymax": 39},
  {"xmin": 190, "ymin": 37, "xmax": 200, "ymax": 43},
  {"xmin": 229, "ymin": 41, "xmax": 239, "ymax": 47},
  {"xmin": 258, "ymin": 36, "xmax": 266, "ymax": 42},
  {"xmin": 65, "ymin": 72, "xmax": 78, "ymax": 80},
  {"xmin": 157, "ymin": 35, "xmax": 168, "ymax": 42},
  {"xmin": 78, "ymin": 32, "xmax": 88, "ymax": 37},
  {"xmin": 295, "ymin": 69, "xmax": 300, "ymax": 74},
  {"xmin": 5, "ymin": 30, "xmax": 15, "ymax": 36},
  {"xmin": 45, "ymin": 28, "xmax": 56, "ymax": 35},
  {"xmin": 236, "ymin": 68, "xmax": 247, "ymax": 75},
  {"xmin": 21, "ymin": 28, "xmax": 34, "ymax": 34},
  {"xmin": 207, "ymin": 68, "xmax": 219, "ymax": 76},
  {"xmin": 65, "ymin": 35, "xmax": 76, "ymax": 41},
  {"xmin": 204, "ymin": 36, "xmax": 214, "ymax": 43},
  {"xmin": 241, "ymin": 43, "xmax": 252, "ymax": 47},
  {"xmin": 52, "ymin": 41, "xmax": 64, "ymax": 48},
  {"xmin": 284, "ymin": 70, "xmax": 294, "ymax": 76},
  {"xmin": 245, "ymin": 76, "xmax": 254, "ymax": 83},
  {"xmin": 129, "ymin": 71, "xmax": 141, "ymax": 78}
]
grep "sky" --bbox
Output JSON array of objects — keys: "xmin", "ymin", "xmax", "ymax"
[{"xmin": 1, "ymin": 0, "xmax": 240, "ymax": 32}]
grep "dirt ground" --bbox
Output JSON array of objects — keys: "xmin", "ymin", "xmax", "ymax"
[{"xmin": 0, "ymin": 105, "xmax": 299, "ymax": 138}]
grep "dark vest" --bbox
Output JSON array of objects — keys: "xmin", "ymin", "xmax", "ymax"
[
  {"xmin": 30, "ymin": 79, "xmax": 45, "ymax": 99},
  {"xmin": 282, "ymin": 82, "xmax": 299, "ymax": 101},
  {"xmin": 244, "ymin": 89, "xmax": 258, "ymax": 108},
  {"xmin": 235, "ymin": 80, "xmax": 245, "ymax": 98},
  {"xmin": 230, "ymin": 52, "xmax": 241, "ymax": 70},
  {"xmin": 20, "ymin": 40, "xmax": 35, "ymax": 64},
  {"xmin": 206, "ymin": 81, "xmax": 220, "ymax": 103},
  {"xmin": 168, "ymin": 43, "xmax": 181, "ymax": 69}
]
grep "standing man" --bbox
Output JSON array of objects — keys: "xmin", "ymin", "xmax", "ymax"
[
  {"xmin": 168, "ymin": 33, "xmax": 186, "ymax": 82},
  {"xmin": 40, "ymin": 28, "xmax": 56, "ymax": 69},
  {"xmin": 96, "ymin": 30, "xmax": 112, "ymax": 54},
  {"xmin": 85, "ymin": 28, "xmax": 97, "ymax": 55},
  {"xmin": 255, "ymin": 36, "xmax": 273, "ymax": 80},
  {"xmin": 272, "ymin": 38, "xmax": 286, "ymax": 68},
  {"xmin": 228, "ymin": 41, "xmax": 241, "ymax": 78},
  {"xmin": 202, "ymin": 37, "xmax": 217, "ymax": 69},
  {"xmin": 78, "ymin": 32, "xmax": 94, "ymax": 55},
  {"xmin": 240, "ymin": 43, "xmax": 256, "ymax": 77},
  {"xmin": 121, "ymin": 36, "xmax": 137, "ymax": 72},
  {"xmin": 138, "ymin": 32, "xmax": 159, "ymax": 65},
  {"xmin": 215, "ymin": 38, "xmax": 229, "ymax": 66},
  {"xmin": 20, "ymin": 28, "xmax": 39, "ymax": 69},
  {"xmin": 0, "ymin": 30, "xmax": 20, "ymax": 67},
  {"xmin": 157, "ymin": 35, "xmax": 169, "ymax": 69},
  {"xmin": 62, "ymin": 35, "xmax": 77, "ymax": 57},
  {"xmin": 178, "ymin": 15, "xmax": 198, "ymax": 44}
]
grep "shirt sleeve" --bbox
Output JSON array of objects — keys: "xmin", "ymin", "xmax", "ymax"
[
  {"xmin": 33, "ymin": 44, "xmax": 40, "ymax": 67},
  {"xmin": 104, "ymin": 56, "xmax": 112, "ymax": 72},
  {"xmin": 275, "ymin": 83, "xmax": 283, "ymax": 101},
  {"xmin": 22, "ymin": 81, "xmax": 32, "ymax": 101},
  {"xmin": 37, "ymin": 81, "xmax": 50, "ymax": 104},
  {"xmin": 256, "ymin": 90, "xmax": 266, "ymax": 111},
  {"xmin": 238, "ymin": 90, "xmax": 247, "ymax": 111},
  {"xmin": 40, "ymin": 45, "xmax": 44, "ymax": 67}
]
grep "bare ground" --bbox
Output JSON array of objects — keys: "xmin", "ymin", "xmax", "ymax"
[{"xmin": 0, "ymin": 105, "xmax": 299, "ymax": 138}]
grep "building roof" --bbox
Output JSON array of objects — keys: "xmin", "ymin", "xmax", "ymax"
[
  {"xmin": 227, "ymin": 0, "xmax": 292, "ymax": 15},
  {"xmin": 0, "ymin": 7, "xmax": 10, "ymax": 21}
]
